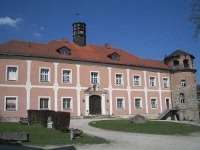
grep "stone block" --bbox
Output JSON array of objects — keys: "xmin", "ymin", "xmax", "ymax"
[{"xmin": 130, "ymin": 114, "xmax": 148, "ymax": 124}]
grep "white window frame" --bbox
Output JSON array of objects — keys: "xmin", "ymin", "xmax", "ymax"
[
  {"xmin": 150, "ymin": 98, "xmax": 158, "ymax": 109},
  {"xmin": 149, "ymin": 76, "xmax": 156, "ymax": 87},
  {"xmin": 115, "ymin": 73, "xmax": 123, "ymax": 86},
  {"xmin": 90, "ymin": 71, "xmax": 99, "ymax": 84},
  {"xmin": 133, "ymin": 75, "xmax": 141, "ymax": 86},
  {"xmin": 116, "ymin": 97, "xmax": 125, "ymax": 110},
  {"xmin": 38, "ymin": 97, "xmax": 50, "ymax": 110},
  {"xmin": 134, "ymin": 97, "xmax": 142, "ymax": 109},
  {"xmin": 40, "ymin": 68, "xmax": 50, "ymax": 82},
  {"xmin": 6, "ymin": 65, "xmax": 18, "ymax": 81},
  {"xmin": 62, "ymin": 97, "xmax": 73, "ymax": 111},
  {"xmin": 163, "ymin": 77, "xmax": 169, "ymax": 88},
  {"xmin": 181, "ymin": 80, "xmax": 186, "ymax": 87},
  {"xmin": 62, "ymin": 69, "xmax": 72, "ymax": 83},
  {"xmin": 4, "ymin": 96, "xmax": 18, "ymax": 111}
]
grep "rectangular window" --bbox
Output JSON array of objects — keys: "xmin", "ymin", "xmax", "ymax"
[
  {"xmin": 40, "ymin": 98, "xmax": 49, "ymax": 110},
  {"xmin": 181, "ymin": 80, "xmax": 186, "ymax": 87},
  {"xmin": 151, "ymin": 98, "xmax": 157, "ymax": 108},
  {"xmin": 135, "ymin": 98, "xmax": 142, "ymax": 109},
  {"xmin": 91, "ymin": 72, "xmax": 99, "ymax": 84},
  {"xmin": 62, "ymin": 70, "xmax": 71, "ymax": 83},
  {"xmin": 62, "ymin": 98, "xmax": 72, "ymax": 110},
  {"xmin": 117, "ymin": 98, "xmax": 124, "ymax": 109},
  {"xmin": 5, "ymin": 97, "xmax": 17, "ymax": 111},
  {"xmin": 163, "ymin": 78, "xmax": 169, "ymax": 88},
  {"xmin": 116, "ymin": 74, "xmax": 123, "ymax": 85},
  {"xmin": 180, "ymin": 93, "xmax": 185, "ymax": 103},
  {"xmin": 150, "ymin": 77, "xmax": 156, "ymax": 87},
  {"xmin": 134, "ymin": 75, "xmax": 140, "ymax": 86},
  {"xmin": 7, "ymin": 66, "xmax": 18, "ymax": 81},
  {"xmin": 40, "ymin": 68, "xmax": 50, "ymax": 82}
]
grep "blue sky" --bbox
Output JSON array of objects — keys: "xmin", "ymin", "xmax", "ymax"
[{"xmin": 0, "ymin": 0, "xmax": 200, "ymax": 84}]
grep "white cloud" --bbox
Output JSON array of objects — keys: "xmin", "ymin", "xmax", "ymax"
[
  {"xmin": 0, "ymin": 17, "xmax": 22, "ymax": 29},
  {"xmin": 33, "ymin": 33, "xmax": 41, "ymax": 38},
  {"xmin": 40, "ymin": 26, "xmax": 44, "ymax": 30}
]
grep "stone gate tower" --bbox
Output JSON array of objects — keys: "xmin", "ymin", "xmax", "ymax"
[{"xmin": 164, "ymin": 49, "xmax": 199, "ymax": 121}]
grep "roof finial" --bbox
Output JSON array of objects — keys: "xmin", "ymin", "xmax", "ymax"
[{"xmin": 176, "ymin": 33, "xmax": 179, "ymax": 50}]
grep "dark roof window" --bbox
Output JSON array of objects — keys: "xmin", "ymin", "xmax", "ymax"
[
  {"xmin": 108, "ymin": 52, "xmax": 120, "ymax": 61},
  {"xmin": 58, "ymin": 46, "xmax": 70, "ymax": 55}
]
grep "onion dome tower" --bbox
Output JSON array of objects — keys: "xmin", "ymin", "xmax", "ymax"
[{"xmin": 164, "ymin": 49, "xmax": 199, "ymax": 121}]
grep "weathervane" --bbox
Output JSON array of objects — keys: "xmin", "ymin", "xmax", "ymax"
[
  {"xmin": 176, "ymin": 33, "xmax": 179, "ymax": 50},
  {"xmin": 76, "ymin": 13, "xmax": 81, "ymax": 22}
]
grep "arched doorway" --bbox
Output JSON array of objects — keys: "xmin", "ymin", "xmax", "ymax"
[{"xmin": 89, "ymin": 95, "xmax": 101, "ymax": 115}]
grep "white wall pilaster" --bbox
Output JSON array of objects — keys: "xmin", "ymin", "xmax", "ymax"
[
  {"xmin": 53, "ymin": 63, "xmax": 58, "ymax": 111},
  {"xmin": 101, "ymin": 94, "xmax": 106, "ymax": 115},
  {"xmin": 126, "ymin": 69, "xmax": 131, "ymax": 115},
  {"xmin": 143, "ymin": 71, "xmax": 148, "ymax": 114},
  {"xmin": 26, "ymin": 60, "xmax": 32, "ymax": 112},
  {"xmin": 76, "ymin": 64, "xmax": 81, "ymax": 116},
  {"xmin": 157, "ymin": 72, "xmax": 163, "ymax": 113},
  {"xmin": 85, "ymin": 94, "xmax": 89, "ymax": 115},
  {"xmin": 107, "ymin": 67, "xmax": 113, "ymax": 115}
]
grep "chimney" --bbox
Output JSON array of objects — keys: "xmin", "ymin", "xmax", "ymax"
[
  {"xmin": 62, "ymin": 37, "xmax": 68, "ymax": 42},
  {"xmin": 72, "ymin": 22, "xmax": 86, "ymax": 46},
  {"xmin": 105, "ymin": 43, "xmax": 110, "ymax": 49}
]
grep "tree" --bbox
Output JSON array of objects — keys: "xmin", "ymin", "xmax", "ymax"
[{"xmin": 189, "ymin": 0, "xmax": 200, "ymax": 42}]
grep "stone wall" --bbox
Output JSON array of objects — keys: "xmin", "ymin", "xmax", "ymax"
[{"xmin": 0, "ymin": 117, "xmax": 20, "ymax": 122}]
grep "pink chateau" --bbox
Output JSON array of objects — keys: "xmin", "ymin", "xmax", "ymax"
[{"xmin": 0, "ymin": 22, "xmax": 199, "ymax": 121}]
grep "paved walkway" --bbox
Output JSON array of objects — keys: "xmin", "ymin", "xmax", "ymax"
[{"xmin": 1, "ymin": 119, "xmax": 200, "ymax": 150}]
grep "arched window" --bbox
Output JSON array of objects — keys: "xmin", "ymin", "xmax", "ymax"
[
  {"xmin": 173, "ymin": 60, "xmax": 179, "ymax": 69},
  {"xmin": 183, "ymin": 59, "xmax": 189, "ymax": 68},
  {"xmin": 180, "ymin": 93, "xmax": 185, "ymax": 103}
]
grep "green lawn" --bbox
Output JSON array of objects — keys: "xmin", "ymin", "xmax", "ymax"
[
  {"xmin": 89, "ymin": 120, "xmax": 200, "ymax": 135},
  {"xmin": 0, "ymin": 122, "xmax": 108, "ymax": 146}
]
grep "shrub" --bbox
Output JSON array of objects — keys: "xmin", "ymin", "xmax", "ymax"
[
  {"xmin": 51, "ymin": 111, "xmax": 70, "ymax": 133},
  {"xmin": 28, "ymin": 110, "xmax": 54, "ymax": 127},
  {"xmin": 27, "ymin": 110, "xmax": 70, "ymax": 132}
]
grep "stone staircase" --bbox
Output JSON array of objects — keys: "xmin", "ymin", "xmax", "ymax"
[{"xmin": 157, "ymin": 109, "xmax": 178, "ymax": 120}]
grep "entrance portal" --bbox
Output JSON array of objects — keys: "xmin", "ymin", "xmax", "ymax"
[{"xmin": 89, "ymin": 95, "xmax": 101, "ymax": 115}]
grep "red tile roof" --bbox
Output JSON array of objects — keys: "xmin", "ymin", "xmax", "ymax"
[{"xmin": 0, "ymin": 40, "xmax": 170, "ymax": 70}]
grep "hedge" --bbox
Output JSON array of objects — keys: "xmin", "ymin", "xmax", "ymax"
[{"xmin": 27, "ymin": 110, "xmax": 70, "ymax": 132}]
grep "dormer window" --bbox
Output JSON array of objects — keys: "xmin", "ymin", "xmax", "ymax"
[
  {"xmin": 108, "ymin": 52, "xmax": 120, "ymax": 61},
  {"xmin": 58, "ymin": 47, "xmax": 70, "ymax": 55}
]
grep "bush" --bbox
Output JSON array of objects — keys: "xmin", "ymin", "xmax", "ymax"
[
  {"xmin": 51, "ymin": 111, "xmax": 70, "ymax": 133},
  {"xmin": 27, "ymin": 110, "xmax": 70, "ymax": 133},
  {"xmin": 28, "ymin": 110, "xmax": 54, "ymax": 127}
]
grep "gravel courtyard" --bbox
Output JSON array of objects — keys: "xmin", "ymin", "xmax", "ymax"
[{"xmin": 1, "ymin": 119, "xmax": 200, "ymax": 150}]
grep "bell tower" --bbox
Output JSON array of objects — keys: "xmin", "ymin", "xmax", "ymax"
[
  {"xmin": 164, "ymin": 49, "xmax": 199, "ymax": 121},
  {"xmin": 72, "ymin": 22, "xmax": 86, "ymax": 46}
]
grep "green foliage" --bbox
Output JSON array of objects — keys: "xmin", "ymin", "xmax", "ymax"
[
  {"xmin": 51, "ymin": 111, "xmax": 70, "ymax": 132},
  {"xmin": 0, "ymin": 122, "xmax": 108, "ymax": 146},
  {"xmin": 28, "ymin": 110, "xmax": 54, "ymax": 126},
  {"xmin": 27, "ymin": 110, "xmax": 70, "ymax": 132},
  {"xmin": 89, "ymin": 120, "xmax": 200, "ymax": 135}
]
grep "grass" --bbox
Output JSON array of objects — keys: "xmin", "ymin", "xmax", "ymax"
[
  {"xmin": 0, "ymin": 122, "xmax": 108, "ymax": 146},
  {"xmin": 89, "ymin": 120, "xmax": 200, "ymax": 135}
]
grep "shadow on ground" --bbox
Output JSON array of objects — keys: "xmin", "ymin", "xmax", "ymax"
[{"xmin": 0, "ymin": 141, "xmax": 77, "ymax": 150}]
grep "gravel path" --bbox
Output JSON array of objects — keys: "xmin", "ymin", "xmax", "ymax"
[
  {"xmin": 1, "ymin": 119, "xmax": 200, "ymax": 150},
  {"xmin": 69, "ymin": 119, "xmax": 200, "ymax": 150}
]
